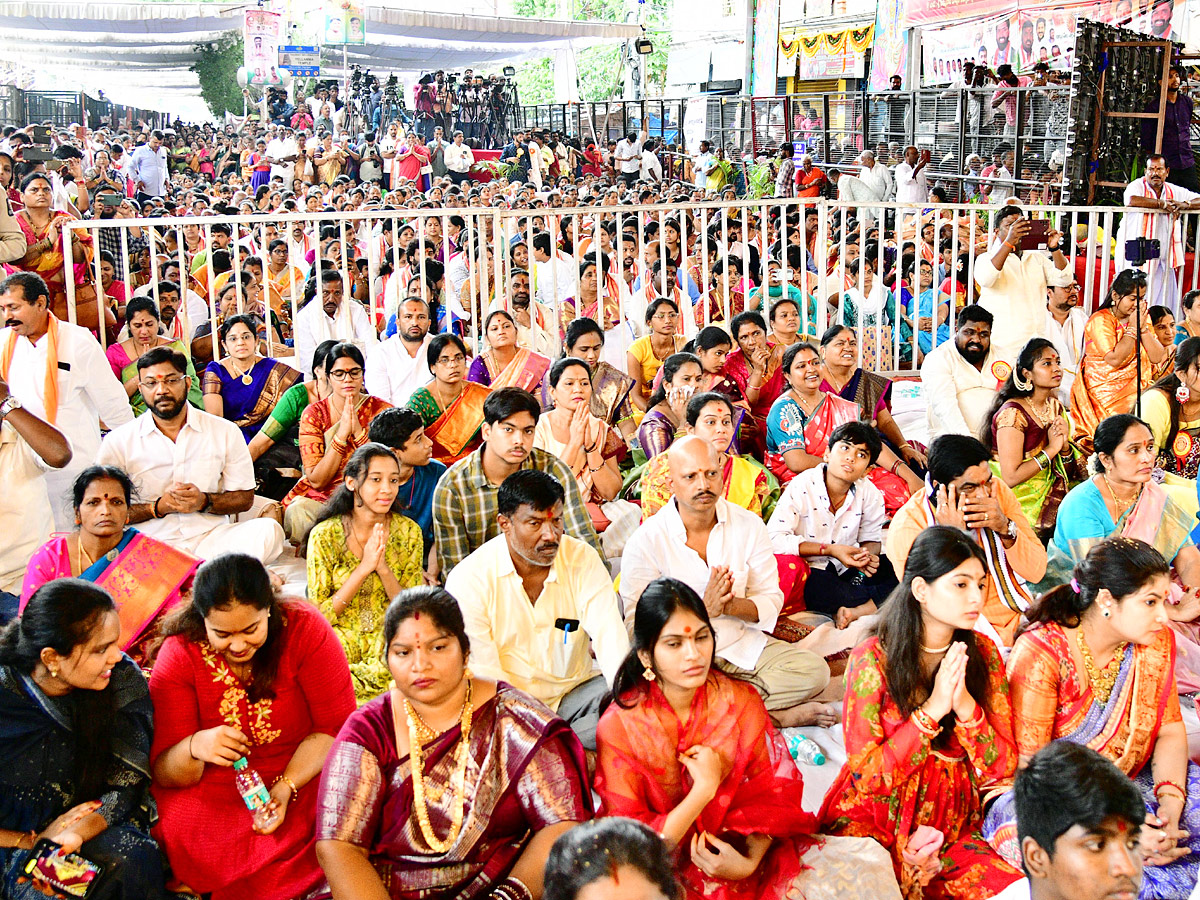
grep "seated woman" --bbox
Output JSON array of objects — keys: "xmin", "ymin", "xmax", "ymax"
[
  {"xmin": 406, "ymin": 334, "xmax": 490, "ymax": 466},
  {"xmin": 543, "ymin": 818, "xmax": 681, "ymax": 900},
  {"xmin": 766, "ymin": 342, "xmax": 918, "ymax": 513},
  {"xmin": 306, "ymin": 444, "xmax": 423, "ymax": 703},
  {"xmin": 21, "ymin": 466, "xmax": 199, "ymax": 667},
  {"xmin": 821, "ymin": 526, "xmax": 1023, "ymax": 900},
  {"xmin": 981, "ymin": 338, "xmax": 1085, "ymax": 543},
  {"xmin": 191, "ymin": 279, "xmax": 287, "ymax": 370},
  {"xmin": 467, "ymin": 309, "xmax": 551, "ymax": 392},
  {"xmin": 819, "ymin": 324, "xmax": 926, "ymax": 473},
  {"xmin": 1151, "ymin": 305, "xmax": 1178, "ymax": 381},
  {"xmin": 563, "ymin": 317, "xmax": 637, "ymax": 442},
  {"xmin": 0, "ymin": 580, "xmax": 165, "ymax": 900},
  {"xmin": 106, "ymin": 296, "xmax": 202, "ymax": 414},
  {"xmin": 283, "ymin": 343, "xmax": 392, "ymax": 543},
  {"xmin": 638, "ymin": 352, "xmax": 703, "ymax": 460},
  {"xmin": 315, "ymin": 586, "xmax": 591, "ymax": 900},
  {"xmin": 536, "ymin": 357, "xmax": 637, "ymax": 545},
  {"xmin": 596, "ymin": 577, "xmax": 900, "ymax": 900},
  {"xmin": 836, "ymin": 257, "xmax": 899, "ymax": 372},
  {"xmin": 149, "ymin": 553, "xmax": 356, "ymax": 900},
  {"xmin": 983, "ymin": 537, "xmax": 1200, "ymax": 899},
  {"xmin": 722, "ymin": 311, "xmax": 786, "ymax": 460},
  {"xmin": 1177, "ymin": 290, "xmax": 1200, "ymax": 345},
  {"xmin": 685, "ymin": 325, "xmax": 756, "ymax": 452},
  {"xmin": 898, "ymin": 256, "xmax": 949, "ymax": 357},
  {"xmin": 202, "ymin": 313, "xmax": 301, "ymax": 444},
  {"xmin": 627, "ymin": 298, "xmax": 687, "ymax": 413},
  {"xmin": 1071, "ymin": 269, "xmax": 1165, "ymax": 447},
  {"xmin": 1141, "ymin": 336, "xmax": 1200, "ymax": 483},
  {"xmin": 640, "ymin": 391, "xmax": 778, "ymax": 520}
]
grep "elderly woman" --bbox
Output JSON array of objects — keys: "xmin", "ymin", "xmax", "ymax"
[{"xmin": 467, "ymin": 309, "xmax": 551, "ymax": 392}]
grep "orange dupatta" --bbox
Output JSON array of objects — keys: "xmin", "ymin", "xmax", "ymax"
[
  {"xmin": 0, "ymin": 313, "xmax": 59, "ymax": 423},
  {"xmin": 426, "ymin": 381, "xmax": 490, "ymax": 461},
  {"xmin": 487, "ymin": 347, "xmax": 550, "ymax": 392}
]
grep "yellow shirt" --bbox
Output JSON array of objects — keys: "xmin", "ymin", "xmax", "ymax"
[{"xmin": 444, "ymin": 533, "xmax": 629, "ymax": 710}]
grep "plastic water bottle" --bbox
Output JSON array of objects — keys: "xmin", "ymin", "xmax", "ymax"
[
  {"xmin": 233, "ymin": 757, "xmax": 279, "ymax": 831},
  {"xmin": 785, "ymin": 732, "xmax": 826, "ymax": 766}
]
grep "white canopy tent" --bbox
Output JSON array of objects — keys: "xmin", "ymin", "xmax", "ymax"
[{"xmin": 0, "ymin": 1, "xmax": 638, "ymax": 119}]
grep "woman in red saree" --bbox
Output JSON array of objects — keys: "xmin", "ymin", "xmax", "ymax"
[
  {"xmin": 149, "ymin": 554, "xmax": 356, "ymax": 900},
  {"xmin": 821, "ymin": 526, "xmax": 1023, "ymax": 900},
  {"xmin": 983, "ymin": 537, "xmax": 1200, "ymax": 899},
  {"xmin": 765, "ymin": 342, "xmax": 917, "ymax": 515},
  {"xmin": 406, "ymin": 333, "xmax": 490, "ymax": 465},
  {"xmin": 597, "ymin": 577, "xmax": 901, "ymax": 900},
  {"xmin": 316, "ymin": 587, "xmax": 591, "ymax": 900},
  {"xmin": 21, "ymin": 466, "xmax": 198, "ymax": 668},
  {"xmin": 721, "ymin": 311, "xmax": 784, "ymax": 459}
]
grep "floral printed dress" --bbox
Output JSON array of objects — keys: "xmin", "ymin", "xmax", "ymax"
[{"xmin": 820, "ymin": 635, "xmax": 1022, "ymax": 900}]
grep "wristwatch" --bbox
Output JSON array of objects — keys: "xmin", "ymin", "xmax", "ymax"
[
  {"xmin": 0, "ymin": 395, "xmax": 22, "ymax": 420},
  {"xmin": 1005, "ymin": 518, "xmax": 1018, "ymax": 541}
]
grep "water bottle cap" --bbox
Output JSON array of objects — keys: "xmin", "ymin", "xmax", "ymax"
[{"xmin": 233, "ymin": 757, "xmax": 248, "ymax": 771}]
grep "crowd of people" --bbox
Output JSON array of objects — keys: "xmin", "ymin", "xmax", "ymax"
[{"xmin": 1, "ymin": 103, "xmax": 1200, "ymax": 900}]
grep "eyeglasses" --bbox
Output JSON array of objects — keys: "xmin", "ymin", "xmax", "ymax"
[
  {"xmin": 328, "ymin": 367, "xmax": 363, "ymax": 381},
  {"xmin": 140, "ymin": 375, "xmax": 186, "ymax": 389}
]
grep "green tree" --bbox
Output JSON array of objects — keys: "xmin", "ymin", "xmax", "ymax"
[{"xmin": 192, "ymin": 32, "xmax": 245, "ymax": 118}]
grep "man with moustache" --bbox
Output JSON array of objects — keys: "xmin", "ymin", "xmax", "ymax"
[
  {"xmin": 975, "ymin": 205, "xmax": 1070, "ymax": 364},
  {"xmin": 365, "ymin": 296, "xmax": 433, "ymax": 406},
  {"xmin": 1044, "ymin": 267, "xmax": 1087, "ymax": 406},
  {"xmin": 292, "ymin": 270, "xmax": 374, "ymax": 378},
  {"xmin": 993, "ymin": 17, "xmax": 1017, "ymax": 69},
  {"xmin": 97, "ymin": 346, "xmax": 285, "ymax": 562},
  {"xmin": 445, "ymin": 469, "xmax": 627, "ymax": 750},
  {"xmin": 620, "ymin": 436, "xmax": 836, "ymax": 728},
  {"xmin": 921, "ymin": 305, "xmax": 1002, "ymax": 441},
  {"xmin": 0, "ymin": 272, "xmax": 130, "ymax": 531},
  {"xmin": 1118, "ymin": 154, "xmax": 1200, "ymax": 311},
  {"xmin": 494, "ymin": 267, "xmax": 556, "ymax": 357}
]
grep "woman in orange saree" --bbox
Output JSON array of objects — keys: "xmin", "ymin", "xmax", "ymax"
[
  {"xmin": 983, "ymin": 537, "xmax": 1200, "ymax": 899},
  {"xmin": 11, "ymin": 172, "xmax": 108, "ymax": 335},
  {"xmin": 597, "ymin": 578, "xmax": 901, "ymax": 900},
  {"xmin": 820, "ymin": 527, "xmax": 1022, "ymax": 900},
  {"xmin": 1071, "ymin": 269, "xmax": 1166, "ymax": 447},
  {"xmin": 407, "ymin": 333, "xmax": 489, "ymax": 465}
]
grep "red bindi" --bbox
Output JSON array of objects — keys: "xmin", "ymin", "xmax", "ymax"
[
  {"xmin": 683, "ymin": 626, "xmax": 692, "ymax": 634},
  {"xmin": 1116, "ymin": 820, "xmax": 1128, "ymax": 835},
  {"xmin": 414, "ymin": 611, "xmax": 420, "ymax": 620}
]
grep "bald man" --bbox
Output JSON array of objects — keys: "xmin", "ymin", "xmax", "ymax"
[{"xmin": 620, "ymin": 436, "xmax": 836, "ymax": 727}]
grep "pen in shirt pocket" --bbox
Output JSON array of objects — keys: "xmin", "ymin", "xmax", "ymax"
[{"xmin": 554, "ymin": 617, "xmax": 580, "ymax": 644}]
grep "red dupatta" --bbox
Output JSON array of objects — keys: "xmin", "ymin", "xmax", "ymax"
[{"xmin": 596, "ymin": 671, "xmax": 816, "ymax": 900}]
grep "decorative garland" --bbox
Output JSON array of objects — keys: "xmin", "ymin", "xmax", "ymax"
[{"xmin": 780, "ymin": 24, "xmax": 874, "ymax": 59}]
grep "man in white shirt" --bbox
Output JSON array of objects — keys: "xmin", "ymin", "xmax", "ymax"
[
  {"xmin": 443, "ymin": 131, "xmax": 474, "ymax": 186},
  {"xmin": 620, "ymin": 436, "xmax": 834, "ymax": 727},
  {"xmin": 837, "ymin": 149, "xmax": 892, "ymax": 227},
  {"xmin": 365, "ymin": 297, "xmax": 432, "ymax": 406},
  {"xmin": 640, "ymin": 138, "xmax": 663, "ymax": 182},
  {"xmin": 613, "ymin": 128, "xmax": 647, "ymax": 186},
  {"xmin": 530, "ymin": 231, "xmax": 577, "ymax": 311},
  {"xmin": 1043, "ymin": 267, "xmax": 1087, "ymax": 407},
  {"xmin": 445, "ymin": 469, "xmax": 628, "ymax": 750},
  {"xmin": 1117, "ymin": 154, "xmax": 1200, "ymax": 312},
  {"xmin": 97, "ymin": 346, "xmax": 285, "ymax": 562},
  {"xmin": 767, "ymin": 421, "xmax": 895, "ymax": 630},
  {"xmin": 129, "ymin": 130, "xmax": 168, "ymax": 199},
  {"xmin": 975, "ymin": 205, "xmax": 1071, "ymax": 364},
  {"xmin": 691, "ymin": 140, "xmax": 714, "ymax": 189},
  {"xmin": 293, "ymin": 270, "xmax": 375, "ymax": 378},
  {"xmin": 266, "ymin": 127, "xmax": 300, "ymax": 184},
  {"xmin": 893, "ymin": 145, "xmax": 931, "ymax": 204},
  {"xmin": 0, "ymin": 271, "xmax": 132, "ymax": 531},
  {"xmin": 921, "ymin": 304, "xmax": 1002, "ymax": 441},
  {"xmin": 0, "ymin": 375, "xmax": 72, "ymax": 618}
]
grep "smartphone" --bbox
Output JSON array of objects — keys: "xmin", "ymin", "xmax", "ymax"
[
  {"xmin": 45, "ymin": 159, "xmax": 65, "ymax": 172},
  {"xmin": 29, "ymin": 124, "xmax": 51, "ymax": 145},
  {"xmin": 21, "ymin": 840, "xmax": 106, "ymax": 898},
  {"xmin": 1019, "ymin": 219, "xmax": 1049, "ymax": 251},
  {"xmin": 22, "ymin": 147, "xmax": 51, "ymax": 162},
  {"xmin": 101, "ymin": 194, "xmax": 123, "ymax": 208}
]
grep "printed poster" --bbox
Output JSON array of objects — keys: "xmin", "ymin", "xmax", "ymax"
[
  {"xmin": 324, "ymin": 0, "xmax": 367, "ymax": 45},
  {"xmin": 869, "ymin": 0, "xmax": 910, "ymax": 90},
  {"xmin": 243, "ymin": 9, "xmax": 285, "ymax": 87}
]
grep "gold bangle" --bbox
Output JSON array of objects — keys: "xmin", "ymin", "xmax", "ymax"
[
  {"xmin": 273, "ymin": 774, "xmax": 298, "ymax": 802},
  {"xmin": 912, "ymin": 706, "xmax": 941, "ymax": 737}
]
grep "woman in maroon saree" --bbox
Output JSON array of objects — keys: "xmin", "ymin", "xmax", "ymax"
[{"xmin": 316, "ymin": 587, "xmax": 591, "ymax": 900}]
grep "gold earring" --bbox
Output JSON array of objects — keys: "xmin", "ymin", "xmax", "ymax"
[
  {"xmin": 642, "ymin": 666, "xmax": 656, "ymax": 682},
  {"xmin": 49, "ymin": 667, "xmax": 59, "ymax": 679}
]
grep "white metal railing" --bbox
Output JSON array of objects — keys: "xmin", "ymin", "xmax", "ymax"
[{"xmin": 59, "ymin": 198, "xmax": 1197, "ymax": 378}]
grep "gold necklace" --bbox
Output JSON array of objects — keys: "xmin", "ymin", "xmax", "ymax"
[
  {"xmin": 1076, "ymin": 627, "xmax": 1127, "ymax": 705},
  {"xmin": 920, "ymin": 641, "xmax": 952, "ymax": 654},
  {"xmin": 75, "ymin": 535, "xmax": 95, "ymax": 575},
  {"xmin": 1101, "ymin": 474, "xmax": 1141, "ymax": 514},
  {"xmin": 400, "ymin": 679, "xmax": 474, "ymax": 854},
  {"xmin": 228, "ymin": 355, "xmax": 257, "ymax": 386},
  {"xmin": 1026, "ymin": 396, "xmax": 1056, "ymax": 428}
]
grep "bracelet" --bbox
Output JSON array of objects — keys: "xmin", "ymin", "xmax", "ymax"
[
  {"xmin": 819, "ymin": 543, "xmax": 828, "ymax": 556},
  {"xmin": 1035, "ymin": 450, "xmax": 1051, "ymax": 469},
  {"xmin": 955, "ymin": 703, "xmax": 984, "ymax": 726},
  {"xmin": 273, "ymin": 774, "xmax": 299, "ymax": 802},
  {"xmin": 152, "ymin": 497, "xmax": 164, "ymax": 519},
  {"xmin": 1155, "ymin": 780, "xmax": 1187, "ymax": 801},
  {"xmin": 912, "ymin": 706, "xmax": 942, "ymax": 737},
  {"xmin": 491, "ymin": 877, "xmax": 533, "ymax": 900},
  {"xmin": 1003, "ymin": 240, "xmax": 1017, "ymax": 251},
  {"xmin": 188, "ymin": 733, "xmax": 198, "ymax": 760},
  {"xmin": 890, "ymin": 459, "xmax": 903, "ymax": 474}
]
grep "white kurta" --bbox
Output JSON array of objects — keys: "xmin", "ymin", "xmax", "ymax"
[
  {"xmin": 920, "ymin": 340, "xmax": 1001, "ymax": 441},
  {"xmin": 974, "ymin": 244, "xmax": 1062, "ymax": 366},
  {"xmin": 0, "ymin": 320, "xmax": 132, "ymax": 530},
  {"xmin": 1044, "ymin": 307, "xmax": 1088, "ymax": 407},
  {"xmin": 1118, "ymin": 177, "xmax": 1200, "ymax": 313}
]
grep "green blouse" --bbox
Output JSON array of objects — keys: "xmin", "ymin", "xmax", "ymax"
[{"xmin": 260, "ymin": 382, "xmax": 310, "ymax": 444}]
